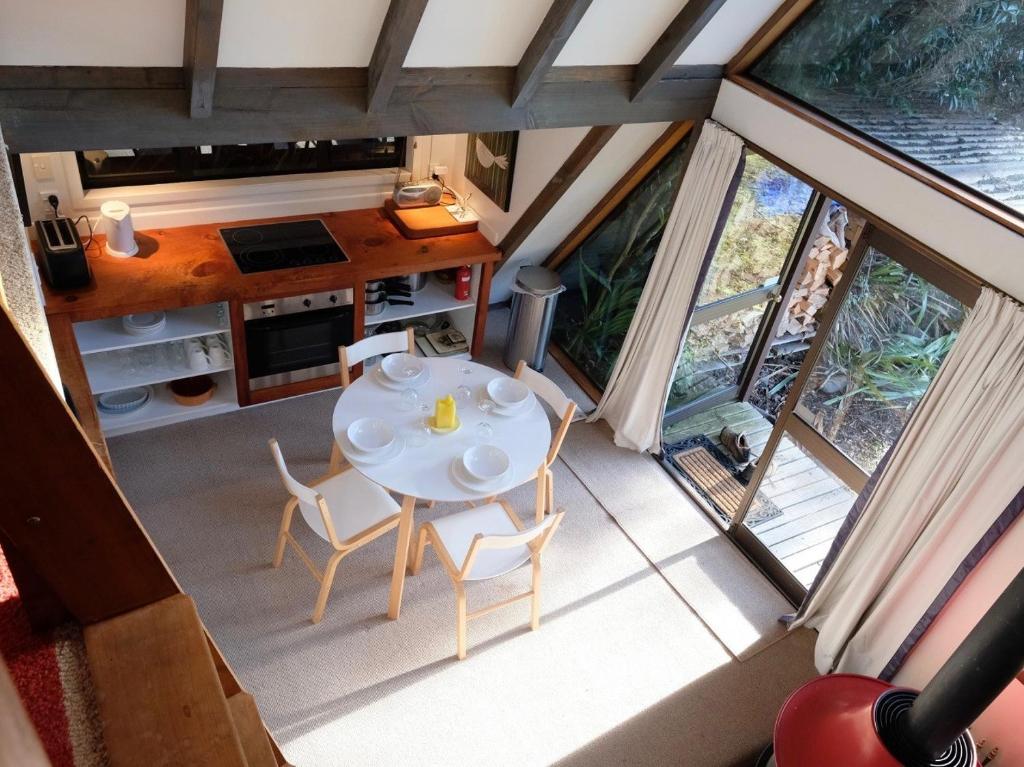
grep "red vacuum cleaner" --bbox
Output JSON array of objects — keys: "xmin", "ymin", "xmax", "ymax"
[{"xmin": 760, "ymin": 566, "xmax": 1024, "ymax": 767}]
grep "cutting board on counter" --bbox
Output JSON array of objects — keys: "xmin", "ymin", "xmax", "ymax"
[{"xmin": 383, "ymin": 199, "xmax": 479, "ymax": 240}]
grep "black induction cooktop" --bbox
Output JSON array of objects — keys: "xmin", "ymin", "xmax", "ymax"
[{"xmin": 220, "ymin": 219, "xmax": 349, "ymax": 274}]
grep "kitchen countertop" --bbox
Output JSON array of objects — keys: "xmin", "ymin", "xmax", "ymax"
[{"xmin": 42, "ymin": 207, "xmax": 499, "ymax": 322}]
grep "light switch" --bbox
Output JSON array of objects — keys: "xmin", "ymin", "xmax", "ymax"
[{"xmin": 31, "ymin": 156, "xmax": 53, "ymax": 181}]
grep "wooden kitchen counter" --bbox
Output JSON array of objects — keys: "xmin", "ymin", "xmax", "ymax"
[{"xmin": 42, "ymin": 207, "xmax": 499, "ymax": 321}]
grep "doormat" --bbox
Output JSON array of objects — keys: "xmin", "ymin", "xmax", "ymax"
[{"xmin": 666, "ymin": 434, "xmax": 782, "ymax": 527}]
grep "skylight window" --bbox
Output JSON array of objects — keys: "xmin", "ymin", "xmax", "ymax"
[{"xmin": 749, "ymin": 0, "xmax": 1024, "ymax": 218}]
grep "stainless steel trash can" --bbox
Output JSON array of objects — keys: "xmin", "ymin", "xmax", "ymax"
[{"xmin": 503, "ymin": 266, "xmax": 565, "ymax": 371}]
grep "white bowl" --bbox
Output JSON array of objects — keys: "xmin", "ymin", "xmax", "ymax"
[
  {"xmin": 462, "ymin": 445, "xmax": 511, "ymax": 482},
  {"xmin": 381, "ymin": 352, "xmax": 425, "ymax": 383},
  {"xmin": 347, "ymin": 418, "xmax": 395, "ymax": 454},
  {"xmin": 486, "ymin": 377, "xmax": 530, "ymax": 410}
]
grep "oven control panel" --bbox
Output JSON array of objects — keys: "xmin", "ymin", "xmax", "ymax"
[{"xmin": 243, "ymin": 288, "xmax": 354, "ymax": 321}]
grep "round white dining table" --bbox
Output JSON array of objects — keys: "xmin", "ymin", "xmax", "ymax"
[{"xmin": 332, "ymin": 356, "xmax": 551, "ymax": 619}]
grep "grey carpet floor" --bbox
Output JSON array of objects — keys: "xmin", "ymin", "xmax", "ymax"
[{"xmin": 107, "ymin": 309, "xmax": 817, "ymax": 766}]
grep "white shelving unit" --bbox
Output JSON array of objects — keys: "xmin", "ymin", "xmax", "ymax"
[
  {"xmin": 74, "ymin": 302, "xmax": 240, "ymax": 436},
  {"xmin": 75, "ymin": 304, "xmax": 229, "ymax": 355},
  {"xmin": 364, "ymin": 275, "xmax": 475, "ymax": 328},
  {"xmin": 97, "ymin": 370, "xmax": 238, "ymax": 437}
]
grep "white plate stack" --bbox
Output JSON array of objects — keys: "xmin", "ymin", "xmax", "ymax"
[{"xmin": 122, "ymin": 311, "xmax": 166, "ymax": 336}]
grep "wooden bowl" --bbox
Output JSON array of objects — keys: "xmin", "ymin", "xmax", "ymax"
[{"xmin": 169, "ymin": 375, "xmax": 216, "ymax": 406}]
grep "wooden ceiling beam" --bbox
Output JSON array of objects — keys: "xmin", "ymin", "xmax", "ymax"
[
  {"xmin": 512, "ymin": 0, "xmax": 595, "ymax": 108},
  {"xmin": 0, "ymin": 66, "xmax": 721, "ymax": 153},
  {"xmin": 497, "ymin": 124, "xmax": 621, "ymax": 267},
  {"xmin": 632, "ymin": 0, "xmax": 728, "ymax": 101},
  {"xmin": 367, "ymin": 0, "xmax": 429, "ymax": 113},
  {"xmin": 183, "ymin": 0, "xmax": 224, "ymax": 118}
]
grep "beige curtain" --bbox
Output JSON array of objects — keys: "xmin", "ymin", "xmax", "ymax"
[
  {"xmin": 589, "ymin": 120, "xmax": 744, "ymax": 453},
  {"xmin": 793, "ymin": 288, "xmax": 1024, "ymax": 675}
]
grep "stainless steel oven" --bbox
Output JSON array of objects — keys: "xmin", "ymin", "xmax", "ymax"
[{"xmin": 243, "ymin": 288, "xmax": 354, "ymax": 390}]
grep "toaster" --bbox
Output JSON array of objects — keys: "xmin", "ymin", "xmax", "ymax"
[
  {"xmin": 392, "ymin": 180, "xmax": 444, "ymax": 208},
  {"xmin": 35, "ymin": 217, "xmax": 91, "ymax": 290}
]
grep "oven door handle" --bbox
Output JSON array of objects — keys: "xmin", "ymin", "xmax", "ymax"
[{"xmin": 244, "ymin": 305, "xmax": 353, "ymax": 331}]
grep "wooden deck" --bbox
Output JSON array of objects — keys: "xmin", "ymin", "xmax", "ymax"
[{"xmin": 664, "ymin": 402, "xmax": 856, "ymax": 587}]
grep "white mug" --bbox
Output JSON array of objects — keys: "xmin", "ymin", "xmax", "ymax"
[
  {"xmin": 188, "ymin": 346, "xmax": 211, "ymax": 372},
  {"xmin": 208, "ymin": 342, "xmax": 231, "ymax": 367}
]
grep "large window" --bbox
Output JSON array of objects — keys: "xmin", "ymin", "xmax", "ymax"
[
  {"xmin": 550, "ymin": 138, "xmax": 688, "ymax": 389},
  {"xmin": 750, "ymin": 0, "xmax": 1024, "ymax": 218},
  {"xmin": 77, "ymin": 138, "xmax": 406, "ymax": 189}
]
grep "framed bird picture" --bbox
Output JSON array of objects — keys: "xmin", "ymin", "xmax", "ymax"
[{"xmin": 464, "ymin": 131, "xmax": 518, "ymax": 212}]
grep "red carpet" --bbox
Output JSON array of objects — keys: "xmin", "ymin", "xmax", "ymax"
[{"xmin": 0, "ymin": 544, "xmax": 76, "ymax": 766}]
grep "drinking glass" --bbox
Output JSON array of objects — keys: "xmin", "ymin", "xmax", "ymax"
[
  {"xmin": 459, "ymin": 364, "xmax": 472, "ymax": 376},
  {"xmin": 119, "ymin": 349, "xmax": 138, "ymax": 377},
  {"xmin": 398, "ymin": 387, "xmax": 419, "ymax": 412},
  {"xmin": 475, "ymin": 421, "xmax": 494, "ymax": 444},
  {"xmin": 477, "ymin": 397, "xmax": 495, "ymax": 417},
  {"xmin": 455, "ymin": 384, "xmax": 472, "ymax": 404},
  {"xmin": 406, "ymin": 417, "xmax": 431, "ymax": 448}
]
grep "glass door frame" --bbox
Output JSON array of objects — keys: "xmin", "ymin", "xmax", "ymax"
[
  {"xmin": 663, "ymin": 191, "xmax": 826, "ymax": 427},
  {"xmin": 727, "ymin": 222, "xmax": 982, "ymax": 603}
]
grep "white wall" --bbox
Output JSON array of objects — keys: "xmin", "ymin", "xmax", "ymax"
[
  {"xmin": 554, "ymin": 0, "xmax": 686, "ymax": 65},
  {"xmin": 219, "ymin": 0, "xmax": 389, "ymax": 67},
  {"xmin": 0, "ymin": 0, "xmax": 186, "ymax": 66},
  {"xmin": 676, "ymin": 0, "xmax": 785, "ymax": 64},
  {"xmin": 405, "ymin": 0, "xmax": 552, "ymax": 67},
  {"xmin": 712, "ymin": 81, "xmax": 1024, "ymax": 300},
  {"xmin": 487, "ymin": 122, "xmax": 673, "ymax": 300}
]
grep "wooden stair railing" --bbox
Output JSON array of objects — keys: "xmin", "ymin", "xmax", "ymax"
[{"xmin": 0, "ymin": 297, "xmax": 288, "ymax": 764}]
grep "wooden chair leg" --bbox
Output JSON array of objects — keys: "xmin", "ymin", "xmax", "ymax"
[
  {"xmin": 530, "ymin": 558, "xmax": 542, "ymax": 631},
  {"xmin": 328, "ymin": 442, "xmax": 341, "ymax": 473},
  {"xmin": 409, "ymin": 527, "xmax": 429, "ymax": 575},
  {"xmin": 534, "ymin": 469, "xmax": 546, "ymax": 524},
  {"xmin": 545, "ymin": 468, "xmax": 554, "ymax": 517},
  {"xmin": 272, "ymin": 498, "xmax": 297, "ymax": 568},
  {"xmin": 455, "ymin": 583, "xmax": 468, "ymax": 660},
  {"xmin": 312, "ymin": 550, "xmax": 345, "ymax": 624}
]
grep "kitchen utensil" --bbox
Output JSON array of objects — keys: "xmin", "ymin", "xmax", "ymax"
[
  {"xmin": 347, "ymin": 418, "xmax": 395, "ymax": 454},
  {"xmin": 365, "ymin": 295, "xmax": 415, "ymax": 316},
  {"xmin": 374, "ymin": 364, "xmax": 431, "ymax": 390},
  {"xmin": 100, "ymin": 200, "xmax": 139, "ymax": 258},
  {"xmin": 169, "ymin": 375, "xmax": 216, "ymax": 406},
  {"xmin": 462, "ymin": 445, "xmax": 511, "ymax": 482},
  {"xmin": 397, "ymin": 273, "xmax": 427, "ymax": 292},
  {"xmin": 207, "ymin": 341, "xmax": 232, "ymax": 367},
  {"xmin": 343, "ymin": 434, "xmax": 405, "ymax": 467},
  {"xmin": 97, "ymin": 386, "xmax": 152, "ymax": 414}
]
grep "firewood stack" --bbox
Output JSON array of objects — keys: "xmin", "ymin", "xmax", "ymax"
[{"xmin": 778, "ymin": 235, "xmax": 849, "ymax": 336}]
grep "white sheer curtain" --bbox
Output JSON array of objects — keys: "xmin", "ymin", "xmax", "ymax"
[
  {"xmin": 792, "ymin": 288, "xmax": 1024, "ymax": 675},
  {"xmin": 589, "ymin": 120, "xmax": 744, "ymax": 453}
]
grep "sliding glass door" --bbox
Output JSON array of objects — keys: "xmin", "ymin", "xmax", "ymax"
[
  {"xmin": 665, "ymin": 153, "xmax": 814, "ymax": 418},
  {"xmin": 733, "ymin": 227, "xmax": 974, "ymax": 599}
]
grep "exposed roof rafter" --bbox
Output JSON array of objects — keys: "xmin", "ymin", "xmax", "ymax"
[
  {"xmin": 512, "ymin": 0, "xmax": 595, "ymax": 108},
  {"xmin": 367, "ymin": 0, "xmax": 429, "ymax": 113},
  {"xmin": 632, "ymin": 0, "xmax": 728, "ymax": 102},
  {"xmin": 0, "ymin": 65, "xmax": 721, "ymax": 153},
  {"xmin": 183, "ymin": 0, "xmax": 224, "ymax": 118}
]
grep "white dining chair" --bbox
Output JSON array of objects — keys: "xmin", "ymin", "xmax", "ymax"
[
  {"xmin": 409, "ymin": 500, "xmax": 564, "ymax": 660},
  {"xmin": 269, "ymin": 438, "xmax": 401, "ymax": 623},
  {"xmin": 328, "ymin": 327, "xmax": 416, "ymax": 472},
  {"xmin": 514, "ymin": 360, "xmax": 577, "ymax": 522}
]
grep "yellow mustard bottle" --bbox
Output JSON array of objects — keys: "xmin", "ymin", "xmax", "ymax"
[{"xmin": 435, "ymin": 394, "xmax": 456, "ymax": 429}]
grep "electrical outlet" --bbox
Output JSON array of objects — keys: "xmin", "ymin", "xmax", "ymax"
[{"xmin": 431, "ymin": 164, "xmax": 449, "ymax": 178}]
